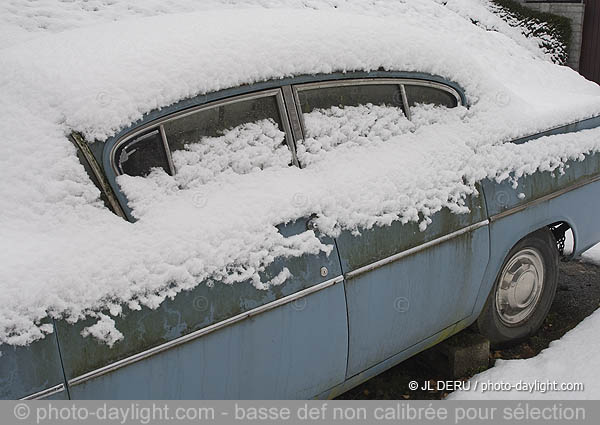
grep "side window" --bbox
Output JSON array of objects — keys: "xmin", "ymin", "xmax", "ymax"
[
  {"xmin": 404, "ymin": 84, "xmax": 458, "ymax": 108},
  {"xmin": 113, "ymin": 92, "xmax": 293, "ymax": 182},
  {"xmin": 114, "ymin": 129, "xmax": 170, "ymax": 177},
  {"xmin": 162, "ymin": 93, "xmax": 293, "ymax": 185},
  {"xmin": 296, "ymin": 83, "xmax": 410, "ymax": 165}
]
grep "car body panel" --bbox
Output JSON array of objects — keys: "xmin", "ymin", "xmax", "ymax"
[
  {"xmin": 68, "ymin": 282, "xmax": 348, "ymax": 399},
  {"xmin": 54, "ymin": 218, "xmax": 347, "ymax": 399},
  {"xmin": 342, "ymin": 225, "xmax": 489, "ymax": 377},
  {"xmin": 0, "ymin": 324, "xmax": 66, "ymax": 400},
  {"xmin": 11, "ymin": 71, "xmax": 600, "ymax": 399}
]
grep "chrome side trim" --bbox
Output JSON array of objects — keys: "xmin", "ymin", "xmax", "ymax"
[
  {"xmin": 68, "ymin": 275, "xmax": 344, "ymax": 387},
  {"xmin": 344, "ymin": 220, "xmax": 490, "ymax": 280},
  {"xmin": 20, "ymin": 384, "xmax": 65, "ymax": 400},
  {"xmin": 489, "ymin": 174, "xmax": 600, "ymax": 222},
  {"xmin": 110, "ymin": 89, "xmax": 290, "ymax": 176}
]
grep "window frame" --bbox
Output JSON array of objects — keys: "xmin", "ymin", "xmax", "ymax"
[
  {"xmin": 291, "ymin": 78, "xmax": 462, "ymax": 138},
  {"xmin": 109, "ymin": 88, "xmax": 297, "ymax": 177}
]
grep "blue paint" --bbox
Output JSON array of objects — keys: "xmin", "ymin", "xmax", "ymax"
[
  {"xmin": 55, "ymin": 218, "xmax": 343, "ymax": 381},
  {"xmin": 343, "ymin": 226, "xmax": 489, "ymax": 377},
  {"xmin": 69, "ymin": 283, "xmax": 348, "ymax": 399},
  {"xmin": 0, "ymin": 329, "xmax": 65, "ymax": 399}
]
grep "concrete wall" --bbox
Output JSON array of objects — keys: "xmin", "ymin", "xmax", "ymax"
[{"xmin": 518, "ymin": 1, "xmax": 586, "ymax": 70}]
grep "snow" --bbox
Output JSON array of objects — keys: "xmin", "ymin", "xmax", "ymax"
[
  {"xmin": 449, "ymin": 308, "xmax": 600, "ymax": 400},
  {"xmin": 167, "ymin": 119, "xmax": 291, "ymax": 189},
  {"xmin": 298, "ymin": 104, "xmax": 413, "ymax": 166},
  {"xmin": 582, "ymin": 245, "xmax": 600, "ymax": 266},
  {"xmin": 1, "ymin": 1, "xmax": 600, "ymax": 346}
]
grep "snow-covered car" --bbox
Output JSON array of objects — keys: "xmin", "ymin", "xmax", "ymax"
[{"xmin": 1, "ymin": 2, "xmax": 600, "ymax": 400}]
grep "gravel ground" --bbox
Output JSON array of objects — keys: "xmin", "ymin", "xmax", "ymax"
[{"xmin": 338, "ymin": 260, "xmax": 600, "ymax": 400}]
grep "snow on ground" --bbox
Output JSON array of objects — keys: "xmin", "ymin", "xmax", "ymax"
[
  {"xmin": 1, "ymin": 1, "xmax": 600, "ymax": 346},
  {"xmin": 582, "ymin": 245, "xmax": 600, "ymax": 266},
  {"xmin": 449, "ymin": 308, "xmax": 600, "ymax": 400}
]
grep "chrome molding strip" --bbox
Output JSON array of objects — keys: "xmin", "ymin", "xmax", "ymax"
[
  {"xmin": 344, "ymin": 220, "xmax": 490, "ymax": 280},
  {"xmin": 489, "ymin": 174, "xmax": 600, "ymax": 223},
  {"xmin": 68, "ymin": 275, "xmax": 344, "ymax": 387},
  {"xmin": 20, "ymin": 384, "xmax": 65, "ymax": 400}
]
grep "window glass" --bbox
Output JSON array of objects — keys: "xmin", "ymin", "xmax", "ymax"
[
  {"xmin": 162, "ymin": 94, "xmax": 293, "ymax": 186},
  {"xmin": 404, "ymin": 84, "xmax": 458, "ymax": 108},
  {"xmin": 296, "ymin": 83, "xmax": 411, "ymax": 166},
  {"xmin": 297, "ymin": 84, "xmax": 404, "ymax": 113},
  {"xmin": 115, "ymin": 129, "xmax": 170, "ymax": 177}
]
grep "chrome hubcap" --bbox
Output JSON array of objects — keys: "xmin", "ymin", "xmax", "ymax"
[{"xmin": 495, "ymin": 248, "xmax": 545, "ymax": 326}]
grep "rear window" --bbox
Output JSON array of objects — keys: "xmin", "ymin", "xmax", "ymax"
[
  {"xmin": 404, "ymin": 84, "xmax": 458, "ymax": 108},
  {"xmin": 114, "ymin": 129, "xmax": 170, "ymax": 177}
]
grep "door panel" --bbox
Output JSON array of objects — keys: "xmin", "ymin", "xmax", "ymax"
[
  {"xmin": 0, "ymin": 323, "xmax": 66, "ymax": 400},
  {"xmin": 343, "ymin": 224, "xmax": 489, "ymax": 377},
  {"xmin": 68, "ymin": 282, "xmax": 347, "ymax": 399},
  {"xmin": 337, "ymin": 197, "xmax": 489, "ymax": 377},
  {"xmin": 57, "ymin": 218, "xmax": 348, "ymax": 398}
]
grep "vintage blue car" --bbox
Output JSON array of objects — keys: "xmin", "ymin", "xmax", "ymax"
[{"xmin": 2, "ymin": 71, "xmax": 600, "ymax": 400}]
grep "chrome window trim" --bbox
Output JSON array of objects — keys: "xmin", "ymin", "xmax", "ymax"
[
  {"xmin": 20, "ymin": 383, "xmax": 65, "ymax": 400},
  {"xmin": 400, "ymin": 84, "xmax": 411, "ymax": 121},
  {"xmin": 159, "ymin": 124, "xmax": 175, "ymax": 175},
  {"xmin": 291, "ymin": 77, "xmax": 462, "ymax": 138},
  {"xmin": 110, "ymin": 88, "xmax": 296, "ymax": 176},
  {"xmin": 68, "ymin": 275, "xmax": 344, "ymax": 387},
  {"xmin": 281, "ymin": 85, "xmax": 304, "ymax": 167},
  {"xmin": 344, "ymin": 220, "xmax": 490, "ymax": 280},
  {"xmin": 70, "ymin": 133, "xmax": 127, "ymax": 219}
]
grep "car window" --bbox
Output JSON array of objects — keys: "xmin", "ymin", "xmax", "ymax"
[
  {"xmin": 404, "ymin": 84, "xmax": 458, "ymax": 108},
  {"xmin": 295, "ymin": 83, "xmax": 410, "ymax": 166},
  {"xmin": 114, "ymin": 129, "xmax": 170, "ymax": 177},
  {"xmin": 162, "ymin": 93, "xmax": 293, "ymax": 185},
  {"xmin": 297, "ymin": 84, "xmax": 405, "ymax": 113}
]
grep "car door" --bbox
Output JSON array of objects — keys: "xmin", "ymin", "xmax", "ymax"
[
  {"xmin": 0, "ymin": 321, "xmax": 68, "ymax": 400},
  {"xmin": 293, "ymin": 79, "xmax": 490, "ymax": 377},
  {"xmin": 55, "ymin": 88, "xmax": 348, "ymax": 399}
]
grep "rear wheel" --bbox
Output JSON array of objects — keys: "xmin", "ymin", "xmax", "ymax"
[{"xmin": 476, "ymin": 228, "xmax": 559, "ymax": 347}]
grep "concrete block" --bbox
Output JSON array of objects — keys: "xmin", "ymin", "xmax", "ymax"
[{"xmin": 422, "ymin": 332, "xmax": 490, "ymax": 379}]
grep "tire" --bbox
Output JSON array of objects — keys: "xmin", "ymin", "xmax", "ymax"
[{"xmin": 476, "ymin": 228, "xmax": 559, "ymax": 347}]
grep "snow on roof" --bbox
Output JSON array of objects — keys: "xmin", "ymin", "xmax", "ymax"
[{"xmin": 1, "ymin": 0, "xmax": 600, "ymax": 346}]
